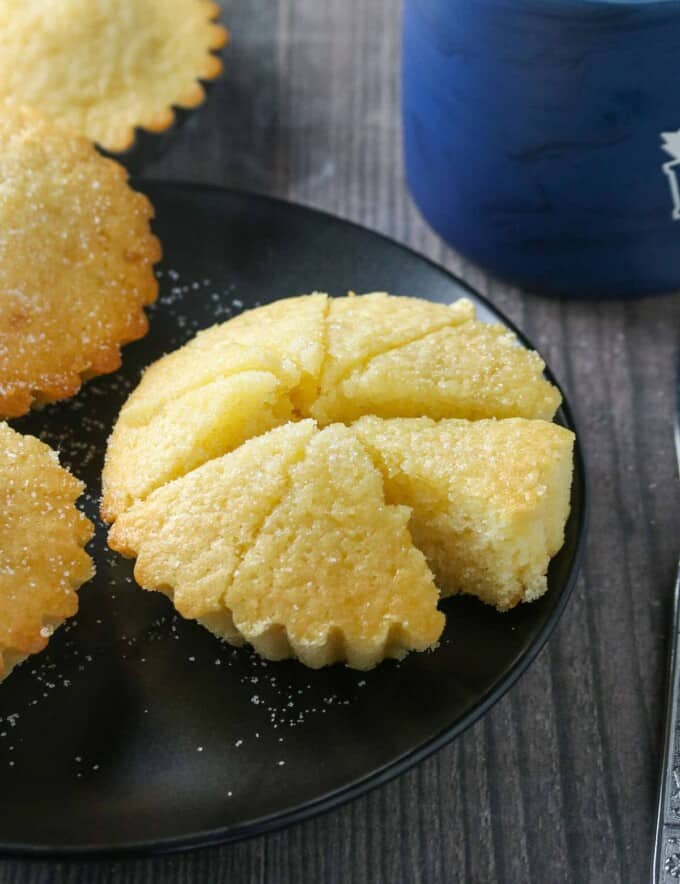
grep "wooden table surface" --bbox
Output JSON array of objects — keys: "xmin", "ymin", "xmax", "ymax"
[{"xmin": 2, "ymin": 2, "xmax": 679, "ymax": 882}]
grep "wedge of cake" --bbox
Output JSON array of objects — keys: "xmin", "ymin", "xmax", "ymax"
[
  {"xmin": 354, "ymin": 416, "xmax": 574, "ymax": 611},
  {"xmin": 102, "ymin": 366, "xmax": 296, "ymax": 520},
  {"xmin": 119, "ymin": 293, "xmax": 328, "ymax": 427},
  {"xmin": 311, "ymin": 307, "xmax": 560, "ymax": 424},
  {"xmin": 227, "ymin": 423, "xmax": 443, "ymax": 669},
  {"xmin": 311, "ymin": 292, "xmax": 474, "ymax": 404},
  {"xmin": 101, "ymin": 294, "xmax": 329, "ymax": 520},
  {"xmin": 109, "ymin": 421, "xmax": 444, "ymax": 670},
  {"xmin": 109, "ymin": 421, "xmax": 317, "ymax": 645}
]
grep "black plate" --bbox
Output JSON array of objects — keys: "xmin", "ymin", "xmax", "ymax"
[{"xmin": 4, "ymin": 182, "xmax": 586, "ymax": 857}]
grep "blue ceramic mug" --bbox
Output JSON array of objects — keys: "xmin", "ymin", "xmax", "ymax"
[{"xmin": 402, "ymin": 0, "xmax": 680, "ymax": 297}]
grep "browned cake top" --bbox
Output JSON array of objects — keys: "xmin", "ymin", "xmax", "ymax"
[
  {"xmin": 0, "ymin": 423, "xmax": 94, "ymax": 680},
  {"xmin": 0, "ymin": 103, "xmax": 161, "ymax": 419},
  {"xmin": 0, "ymin": 0, "xmax": 228, "ymax": 151}
]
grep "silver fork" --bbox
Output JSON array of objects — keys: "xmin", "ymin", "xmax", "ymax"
[{"xmin": 651, "ymin": 369, "xmax": 680, "ymax": 883}]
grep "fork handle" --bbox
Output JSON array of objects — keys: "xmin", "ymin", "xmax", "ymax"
[{"xmin": 653, "ymin": 558, "xmax": 680, "ymax": 883}]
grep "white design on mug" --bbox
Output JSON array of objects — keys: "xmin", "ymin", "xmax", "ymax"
[{"xmin": 662, "ymin": 132, "xmax": 680, "ymax": 221}]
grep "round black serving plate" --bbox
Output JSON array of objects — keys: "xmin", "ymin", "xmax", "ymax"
[{"xmin": 4, "ymin": 182, "xmax": 587, "ymax": 857}]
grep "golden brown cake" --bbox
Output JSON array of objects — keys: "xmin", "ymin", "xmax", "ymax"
[
  {"xmin": 353, "ymin": 416, "xmax": 574, "ymax": 611},
  {"xmin": 101, "ymin": 294, "xmax": 328, "ymax": 520},
  {"xmin": 109, "ymin": 421, "xmax": 444, "ymax": 670},
  {"xmin": 313, "ymin": 292, "xmax": 474, "ymax": 404},
  {"xmin": 102, "ymin": 292, "xmax": 560, "ymax": 520},
  {"xmin": 0, "ymin": 423, "xmax": 94, "ymax": 681},
  {"xmin": 312, "ymin": 314, "xmax": 560, "ymax": 425},
  {"xmin": 117, "ymin": 293, "xmax": 327, "ymax": 427},
  {"xmin": 104, "ymin": 291, "xmax": 572, "ymax": 670},
  {"xmin": 227, "ymin": 424, "xmax": 444, "ymax": 669},
  {"xmin": 0, "ymin": 0, "xmax": 228, "ymax": 152},
  {"xmin": 0, "ymin": 103, "xmax": 161, "ymax": 419},
  {"xmin": 109, "ymin": 421, "xmax": 317, "ymax": 645}
]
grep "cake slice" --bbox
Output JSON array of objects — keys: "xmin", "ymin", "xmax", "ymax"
[
  {"xmin": 310, "ymin": 293, "xmax": 474, "ymax": 423},
  {"xmin": 102, "ymin": 295, "xmax": 328, "ymax": 519},
  {"xmin": 108, "ymin": 420, "xmax": 318, "ymax": 643},
  {"xmin": 211, "ymin": 292, "xmax": 329, "ymax": 410},
  {"xmin": 354, "ymin": 416, "xmax": 574, "ymax": 611},
  {"xmin": 317, "ymin": 315, "xmax": 561, "ymax": 425},
  {"xmin": 121, "ymin": 293, "xmax": 328, "ymax": 428},
  {"xmin": 102, "ymin": 370, "xmax": 296, "ymax": 520},
  {"xmin": 227, "ymin": 423, "xmax": 444, "ymax": 669}
]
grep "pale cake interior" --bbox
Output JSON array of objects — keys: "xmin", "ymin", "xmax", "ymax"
[
  {"xmin": 118, "ymin": 293, "xmax": 328, "ymax": 426},
  {"xmin": 227, "ymin": 424, "xmax": 444, "ymax": 670},
  {"xmin": 354, "ymin": 417, "xmax": 574, "ymax": 611}
]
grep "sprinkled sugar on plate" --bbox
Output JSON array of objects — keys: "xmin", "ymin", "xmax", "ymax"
[{"xmin": 1, "ymin": 182, "xmax": 586, "ymax": 855}]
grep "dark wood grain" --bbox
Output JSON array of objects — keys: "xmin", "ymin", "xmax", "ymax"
[{"xmin": 1, "ymin": 1, "xmax": 679, "ymax": 882}]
